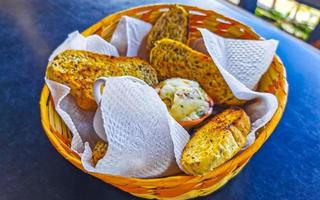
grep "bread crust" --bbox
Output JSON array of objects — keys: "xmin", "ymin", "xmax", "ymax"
[
  {"xmin": 46, "ymin": 50, "xmax": 158, "ymax": 110},
  {"xmin": 146, "ymin": 5, "xmax": 189, "ymax": 54},
  {"xmin": 92, "ymin": 140, "xmax": 108, "ymax": 166}
]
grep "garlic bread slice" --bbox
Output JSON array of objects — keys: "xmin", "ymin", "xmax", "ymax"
[
  {"xmin": 150, "ymin": 38, "xmax": 244, "ymax": 106},
  {"xmin": 181, "ymin": 107, "xmax": 251, "ymax": 175},
  {"xmin": 46, "ymin": 50, "xmax": 158, "ymax": 110},
  {"xmin": 146, "ymin": 4, "xmax": 189, "ymax": 53}
]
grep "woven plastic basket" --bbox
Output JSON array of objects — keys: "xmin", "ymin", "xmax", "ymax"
[{"xmin": 40, "ymin": 4, "xmax": 288, "ymax": 199}]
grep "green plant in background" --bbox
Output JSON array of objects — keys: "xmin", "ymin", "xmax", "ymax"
[{"xmin": 254, "ymin": 0, "xmax": 320, "ymax": 41}]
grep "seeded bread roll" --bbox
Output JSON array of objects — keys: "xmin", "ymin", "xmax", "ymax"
[
  {"xmin": 92, "ymin": 140, "xmax": 108, "ymax": 166},
  {"xmin": 181, "ymin": 107, "xmax": 251, "ymax": 175},
  {"xmin": 150, "ymin": 38, "xmax": 244, "ymax": 106},
  {"xmin": 146, "ymin": 4, "xmax": 189, "ymax": 53},
  {"xmin": 46, "ymin": 50, "xmax": 158, "ymax": 110}
]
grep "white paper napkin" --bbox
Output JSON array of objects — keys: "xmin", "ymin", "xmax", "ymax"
[
  {"xmin": 81, "ymin": 76, "xmax": 189, "ymax": 178},
  {"xmin": 196, "ymin": 29, "xmax": 278, "ymax": 147},
  {"xmin": 191, "ymin": 29, "xmax": 278, "ymax": 89},
  {"xmin": 110, "ymin": 16, "xmax": 152, "ymax": 57}
]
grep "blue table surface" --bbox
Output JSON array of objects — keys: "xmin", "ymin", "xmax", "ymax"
[{"xmin": 0, "ymin": 0, "xmax": 319, "ymax": 199}]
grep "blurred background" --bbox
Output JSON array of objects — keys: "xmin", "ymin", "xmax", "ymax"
[{"xmin": 223, "ymin": 0, "xmax": 320, "ymax": 49}]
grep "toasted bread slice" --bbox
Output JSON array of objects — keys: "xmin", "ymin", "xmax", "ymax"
[
  {"xmin": 92, "ymin": 140, "xmax": 108, "ymax": 166},
  {"xmin": 150, "ymin": 38, "xmax": 244, "ymax": 106},
  {"xmin": 146, "ymin": 5, "xmax": 189, "ymax": 53},
  {"xmin": 46, "ymin": 50, "xmax": 158, "ymax": 110},
  {"xmin": 181, "ymin": 107, "xmax": 251, "ymax": 175}
]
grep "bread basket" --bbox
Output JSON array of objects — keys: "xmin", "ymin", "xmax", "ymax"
[{"xmin": 39, "ymin": 4, "xmax": 288, "ymax": 199}]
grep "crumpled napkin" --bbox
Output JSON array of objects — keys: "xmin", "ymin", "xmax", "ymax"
[
  {"xmin": 82, "ymin": 76, "xmax": 189, "ymax": 177},
  {"xmin": 45, "ymin": 15, "xmax": 278, "ymax": 177},
  {"xmin": 190, "ymin": 29, "xmax": 278, "ymax": 90},
  {"xmin": 110, "ymin": 16, "xmax": 152, "ymax": 57}
]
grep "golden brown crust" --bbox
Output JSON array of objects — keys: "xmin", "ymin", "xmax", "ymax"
[
  {"xmin": 181, "ymin": 107, "xmax": 251, "ymax": 175},
  {"xmin": 46, "ymin": 50, "xmax": 158, "ymax": 110},
  {"xmin": 146, "ymin": 5, "xmax": 189, "ymax": 54},
  {"xmin": 92, "ymin": 140, "xmax": 108, "ymax": 166},
  {"xmin": 150, "ymin": 38, "xmax": 245, "ymax": 106}
]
